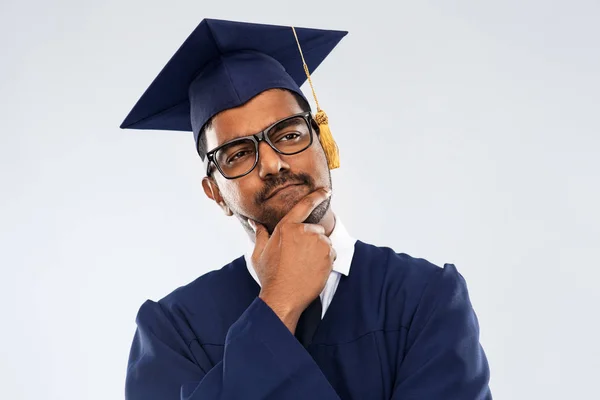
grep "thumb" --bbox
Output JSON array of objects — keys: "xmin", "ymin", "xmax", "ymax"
[{"xmin": 248, "ymin": 219, "xmax": 269, "ymax": 255}]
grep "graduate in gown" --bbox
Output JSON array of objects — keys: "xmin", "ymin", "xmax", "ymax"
[{"xmin": 121, "ymin": 19, "xmax": 492, "ymax": 400}]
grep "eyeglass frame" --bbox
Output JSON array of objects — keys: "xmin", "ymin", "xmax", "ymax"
[{"xmin": 203, "ymin": 111, "xmax": 317, "ymax": 179}]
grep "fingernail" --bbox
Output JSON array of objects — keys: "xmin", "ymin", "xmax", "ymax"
[{"xmin": 248, "ymin": 220, "xmax": 256, "ymax": 232}]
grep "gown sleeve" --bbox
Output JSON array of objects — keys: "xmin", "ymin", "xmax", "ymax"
[
  {"xmin": 125, "ymin": 297, "xmax": 341, "ymax": 400},
  {"xmin": 391, "ymin": 264, "xmax": 492, "ymax": 400}
]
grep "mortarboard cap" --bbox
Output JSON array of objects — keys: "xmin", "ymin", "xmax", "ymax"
[{"xmin": 120, "ymin": 18, "xmax": 347, "ymax": 166}]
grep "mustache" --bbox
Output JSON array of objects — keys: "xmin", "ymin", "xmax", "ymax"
[{"xmin": 256, "ymin": 172, "xmax": 315, "ymax": 203}]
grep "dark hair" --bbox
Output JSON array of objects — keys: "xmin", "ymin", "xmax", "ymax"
[{"xmin": 197, "ymin": 89, "xmax": 311, "ymax": 157}]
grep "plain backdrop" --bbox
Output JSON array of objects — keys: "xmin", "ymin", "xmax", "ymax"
[{"xmin": 1, "ymin": 0, "xmax": 599, "ymax": 399}]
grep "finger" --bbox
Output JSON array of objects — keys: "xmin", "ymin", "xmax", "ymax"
[
  {"xmin": 321, "ymin": 234, "xmax": 333, "ymax": 249},
  {"xmin": 249, "ymin": 219, "xmax": 270, "ymax": 256},
  {"xmin": 281, "ymin": 187, "xmax": 332, "ymax": 224},
  {"xmin": 302, "ymin": 223, "xmax": 326, "ymax": 236},
  {"xmin": 329, "ymin": 246, "xmax": 337, "ymax": 263}
]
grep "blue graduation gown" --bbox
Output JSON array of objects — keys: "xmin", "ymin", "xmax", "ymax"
[{"xmin": 125, "ymin": 240, "xmax": 491, "ymax": 399}]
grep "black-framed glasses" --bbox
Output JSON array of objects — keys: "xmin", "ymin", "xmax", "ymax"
[{"xmin": 204, "ymin": 111, "xmax": 315, "ymax": 179}]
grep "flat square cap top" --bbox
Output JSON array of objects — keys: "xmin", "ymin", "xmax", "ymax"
[{"xmin": 120, "ymin": 18, "xmax": 347, "ymax": 157}]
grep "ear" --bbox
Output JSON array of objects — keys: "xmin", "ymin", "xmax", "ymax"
[{"xmin": 202, "ymin": 177, "xmax": 233, "ymax": 216}]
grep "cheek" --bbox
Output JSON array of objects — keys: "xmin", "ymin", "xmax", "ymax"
[
  {"xmin": 306, "ymin": 145, "xmax": 329, "ymax": 178},
  {"xmin": 218, "ymin": 179, "xmax": 260, "ymax": 212}
]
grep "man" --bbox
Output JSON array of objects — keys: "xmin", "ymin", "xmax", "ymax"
[{"xmin": 122, "ymin": 19, "xmax": 492, "ymax": 399}]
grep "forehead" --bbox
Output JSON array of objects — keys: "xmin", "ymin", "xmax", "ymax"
[{"xmin": 204, "ymin": 89, "xmax": 304, "ymax": 150}]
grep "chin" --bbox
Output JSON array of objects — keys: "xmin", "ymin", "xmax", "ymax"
[
  {"xmin": 304, "ymin": 198, "xmax": 330, "ymax": 224},
  {"xmin": 277, "ymin": 195, "xmax": 330, "ymax": 225},
  {"xmin": 259, "ymin": 190, "xmax": 331, "ymax": 232}
]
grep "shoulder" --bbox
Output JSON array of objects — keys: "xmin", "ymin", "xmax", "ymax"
[
  {"xmin": 161, "ymin": 256, "xmax": 247, "ymax": 306},
  {"xmin": 135, "ymin": 256, "xmax": 249, "ymax": 326},
  {"xmin": 354, "ymin": 239, "xmax": 447, "ymax": 289},
  {"xmin": 354, "ymin": 240, "xmax": 469, "ymax": 327}
]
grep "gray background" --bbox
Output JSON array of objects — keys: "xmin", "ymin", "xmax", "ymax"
[{"xmin": 1, "ymin": 0, "xmax": 599, "ymax": 399}]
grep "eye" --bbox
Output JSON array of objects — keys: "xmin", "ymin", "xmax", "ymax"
[
  {"xmin": 228, "ymin": 150, "xmax": 252, "ymax": 163},
  {"xmin": 277, "ymin": 132, "xmax": 301, "ymax": 142}
]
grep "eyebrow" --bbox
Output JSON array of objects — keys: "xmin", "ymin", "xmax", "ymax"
[
  {"xmin": 268, "ymin": 117, "xmax": 303, "ymax": 133},
  {"xmin": 215, "ymin": 114, "xmax": 305, "ymax": 148}
]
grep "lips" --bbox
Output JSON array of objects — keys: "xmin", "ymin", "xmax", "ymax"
[{"xmin": 265, "ymin": 183, "xmax": 304, "ymax": 200}]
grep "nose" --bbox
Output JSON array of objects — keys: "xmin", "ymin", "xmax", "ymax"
[{"xmin": 257, "ymin": 141, "xmax": 290, "ymax": 179}]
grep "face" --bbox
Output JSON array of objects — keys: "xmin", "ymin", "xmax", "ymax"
[{"xmin": 202, "ymin": 89, "xmax": 332, "ymax": 235}]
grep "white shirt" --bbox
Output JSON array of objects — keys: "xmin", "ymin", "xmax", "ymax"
[{"xmin": 244, "ymin": 216, "xmax": 356, "ymax": 319}]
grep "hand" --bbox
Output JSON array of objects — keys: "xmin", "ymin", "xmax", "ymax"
[{"xmin": 249, "ymin": 187, "xmax": 336, "ymax": 333}]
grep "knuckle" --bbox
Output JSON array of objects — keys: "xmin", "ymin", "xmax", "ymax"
[
  {"xmin": 277, "ymin": 223, "xmax": 291, "ymax": 236},
  {"xmin": 303, "ymin": 196, "xmax": 317, "ymax": 207}
]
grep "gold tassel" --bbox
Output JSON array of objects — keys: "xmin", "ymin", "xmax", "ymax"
[
  {"xmin": 292, "ymin": 26, "xmax": 340, "ymax": 170},
  {"xmin": 314, "ymin": 109, "xmax": 340, "ymax": 169}
]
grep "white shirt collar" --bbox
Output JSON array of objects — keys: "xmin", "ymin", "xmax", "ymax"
[{"xmin": 244, "ymin": 215, "xmax": 356, "ymax": 286}]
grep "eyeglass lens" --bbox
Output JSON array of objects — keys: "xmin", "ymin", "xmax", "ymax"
[{"xmin": 214, "ymin": 116, "xmax": 311, "ymax": 178}]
